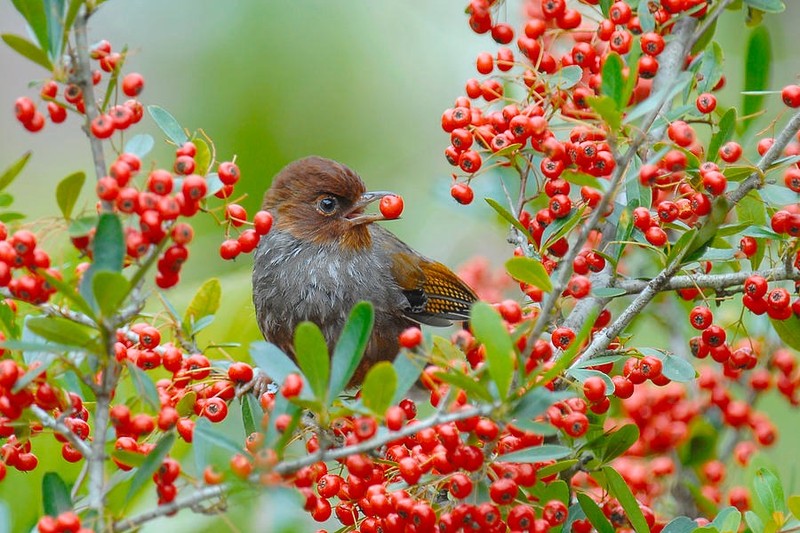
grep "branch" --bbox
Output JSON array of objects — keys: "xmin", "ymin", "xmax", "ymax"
[
  {"xmin": 615, "ymin": 264, "xmax": 800, "ymax": 294},
  {"xmin": 112, "ymin": 484, "xmax": 227, "ymax": 532},
  {"xmin": 29, "ymin": 405, "xmax": 93, "ymax": 458}
]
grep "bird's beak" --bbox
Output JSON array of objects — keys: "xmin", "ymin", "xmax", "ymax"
[{"xmin": 345, "ymin": 190, "xmax": 395, "ymax": 226}]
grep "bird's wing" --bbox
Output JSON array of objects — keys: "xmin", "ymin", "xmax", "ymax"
[{"xmin": 374, "ymin": 226, "xmax": 478, "ymax": 326}]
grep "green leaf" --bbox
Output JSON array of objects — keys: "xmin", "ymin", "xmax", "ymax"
[
  {"xmin": 562, "ymin": 171, "xmax": 605, "ymax": 191},
  {"xmin": 183, "ymin": 278, "xmax": 221, "ymax": 332},
  {"xmin": 391, "ymin": 351, "xmax": 425, "ymax": 405},
  {"xmin": 552, "ymin": 65, "xmax": 583, "ymax": 89},
  {"xmin": 578, "ymin": 492, "xmax": 615, "ymax": 533},
  {"xmin": 470, "ymin": 302, "xmax": 514, "ymax": 399},
  {"xmin": 602, "ymin": 424, "xmax": 640, "ymax": 462},
  {"xmin": 10, "ymin": 0, "xmax": 48, "ymax": 49},
  {"xmin": 745, "ymin": 510, "xmax": 765, "ymax": 533},
  {"xmin": 505, "ymin": 257, "xmax": 553, "ymax": 292},
  {"xmin": 685, "ymin": 196, "xmax": 730, "ymax": 262},
  {"xmin": 742, "ymin": 26, "xmax": 772, "ymax": 132},
  {"xmin": 587, "ymin": 95, "xmax": 621, "ymax": 132},
  {"xmin": 39, "ymin": 268, "xmax": 96, "ymax": 320},
  {"xmin": 329, "ymin": 301, "xmax": 374, "ymax": 397},
  {"xmin": 147, "ymin": 105, "xmax": 189, "ymax": 145},
  {"xmin": 788, "ymin": 495, "xmax": 800, "ymax": 519},
  {"xmin": 241, "ymin": 394, "xmax": 259, "ymax": 437},
  {"xmin": 591, "ymin": 287, "xmax": 627, "ymax": 298},
  {"xmin": 601, "ymin": 53, "xmax": 625, "ymax": 109},
  {"xmin": 485, "ymin": 198, "xmax": 533, "ymax": 242},
  {"xmin": 176, "ymin": 391, "xmax": 197, "ymax": 417},
  {"xmin": 124, "ymin": 134, "xmax": 155, "ymax": 159},
  {"xmin": 512, "ymin": 388, "xmax": 575, "ymax": 420},
  {"xmin": 26, "ymin": 316, "xmax": 95, "ymax": 349},
  {"xmin": 127, "ymin": 432, "xmax": 175, "ymax": 500},
  {"xmin": 362, "ymin": 362, "xmax": 397, "ymax": 415},
  {"xmin": 637, "ymin": 0, "xmax": 655, "ymax": 32},
  {"xmin": 56, "ymin": 172, "xmax": 86, "ymax": 220},
  {"xmin": 711, "ymin": 506, "xmax": 742, "ymax": 533},
  {"xmin": 125, "ymin": 362, "xmax": 161, "ymax": 410},
  {"xmin": 770, "ymin": 314, "xmax": 800, "ymax": 351},
  {"xmin": 709, "ymin": 108, "xmax": 737, "ymax": 163},
  {"xmin": 294, "ymin": 322, "xmax": 330, "ymax": 402},
  {"xmin": 497, "ymin": 444, "xmax": 572, "ymax": 463},
  {"xmin": 62, "ymin": 0, "xmax": 81, "ymax": 50},
  {"xmin": 662, "ymin": 354, "xmax": 697, "ymax": 382},
  {"xmin": 0, "ymin": 151, "xmax": 31, "ymax": 192},
  {"xmin": 603, "ymin": 465, "xmax": 650, "ymax": 533},
  {"xmin": 662, "ymin": 516, "xmax": 700, "ymax": 533},
  {"xmin": 1, "ymin": 34, "xmax": 52, "ymax": 71},
  {"xmin": 543, "ymin": 206, "xmax": 586, "ymax": 249},
  {"xmin": 538, "ymin": 459, "xmax": 579, "ymax": 478},
  {"xmin": 678, "ymin": 418, "xmax": 718, "ymax": 466},
  {"xmin": 743, "ymin": 0, "xmax": 785, "ymax": 12},
  {"xmin": 434, "ymin": 370, "xmax": 494, "ymax": 403},
  {"xmin": 42, "ymin": 472, "xmax": 72, "ymax": 517},
  {"xmin": 92, "ymin": 271, "xmax": 129, "ymax": 318},
  {"xmin": 194, "ymin": 137, "xmax": 212, "ymax": 176},
  {"xmin": 193, "ymin": 417, "xmax": 242, "ymax": 456},
  {"xmin": 753, "ymin": 468, "xmax": 787, "ymax": 517},
  {"xmin": 698, "ymin": 42, "xmax": 724, "ymax": 94},
  {"xmin": 80, "ymin": 214, "xmax": 125, "ymax": 308},
  {"xmin": 43, "ymin": 0, "xmax": 66, "ymax": 60}
]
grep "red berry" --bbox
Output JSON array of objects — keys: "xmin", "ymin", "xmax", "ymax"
[
  {"xmin": 253, "ymin": 210, "xmax": 273, "ymax": 235},
  {"xmin": 219, "ymin": 239, "xmax": 241, "ymax": 260},
  {"xmin": 781, "ymin": 85, "xmax": 800, "ymax": 108},
  {"xmin": 689, "ymin": 306, "xmax": 713, "ymax": 330},
  {"xmin": 398, "ymin": 327, "xmax": 422, "ymax": 349},
  {"xmin": 91, "ymin": 114, "xmax": 115, "ymax": 138},
  {"xmin": 121, "ymin": 72, "xmax": 144, "ymax": 97},
  {"xmin": 218, "ymin": 161, "xmax": 240, "ymax": 185},
  {"xmin": 451, "ymin": 183, "xmax": 474, "ymax": 205},
  {"xmin": 14, "ymin": 97, "xmax": 35, "ymax": 123},
  {"xmin": 696, "ymin": 93, "xmax": 717, "ymax": 114},
  {"xmin": 379, "ymin": 195, "xmax": 403, "ymax": 219},
  {"xmin": 281, "ymin": 373, "xmax": 303, "ymax": 398},
  {"xmin": 225, "ymin": 204, "xmax": 248, "ymax": 227},
  {"xmin": 583, "ymin": 376, "xmax": 606, "ymax": 403}
]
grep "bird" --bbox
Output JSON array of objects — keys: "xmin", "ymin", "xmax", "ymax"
[{"xmin": 252, "ymin": 156, "xmax": 478, "ymax": 385}]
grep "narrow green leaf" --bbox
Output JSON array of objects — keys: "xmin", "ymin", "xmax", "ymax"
[
  {"xmin": 637, "ymin": 0, "xmax": 655, "ymax": 32},
  {"xmin": 42, "ymin": 472, "xmax": 72, "ymax": 517},
  {"xmin": 601, "ymin": 53, "xmax": 624, "ymax": 109},
  {"xmin": 708, "ymin": 108, "xmax": 737, "ymax": 162},
  {"xmin": 603, "ymin": 465, "xmax": 650, "ymax": 533},
  {"xmin": 362, "ymin": 362, "xmax": 397, "ymax": 415},
  {"xmin": 743, "ymin": 0, "xmax": 785, "ymax": 12},
  {"xmin": 662, "ymin": 354, "xmax": 697, "ymax": 382},
  {"xmin": 294, "ymin": 322, "xmax": 330, "ymax": 402},
  {"xmin": 591, "ymin": 287, "xmax": 627, "ymax": 298},
  {"xmin": 497, "ymin": 444, "xmax": 571, "ymax": 463},
  {"xmin": 56, "ymin": 172, "xmax": 86, "ymax": 220},
  {"xmin": 621, "ymin": 46, "xmax": 641, "ymax": 111},
  {"xmin": 470, "ymin": 302, "xmax": 514, "ymax": 399},
  {"xmin": 147, "ymin": 105, "xmax": 189, "ymax": 145},
  {"xmin": 38, "ymin": 268, "xmax": 96, "ymax": 320},
  {"xmin": 92, "ymin": 272, "xmax": 129, "ymax": 318},
  {"xmin": 562, "ymin": 171, "xmax": 605, "ymax": 191},
  {"xmin": 176, "ymin": 391, "xmax": 197, "ymax": 417},
  {"xmin": 26, "ymin": 316, "xmax": 95, "ymax": 349},
  {"xmin": 249, "ymin": 341, "xmax": 312, "ymax": 400},
  {"xmin": 685, "ymin": 196, "xmax": 730, "ymax": 261},
  {"xmin": 11, "ymin": 356, "xmax": 52, "ymax": 393},
  {"xmin": 602, "ymin": 424, "xmax": 640, "ymax": 462},
  {"xmin": 193, "ymin": 417, "xmax": 243, "ymax": 456},
  {"xmin": 434, "ymin": 370, "xmax": 494, "ymax": 403},
  {"xmin": 505, "ymin": 257, "xmax": 553, "ymax": 292},
  {"xmin": 753, "ymin": 468, "xmax": 787, "ymax": 516},
  {"xmin": 1, "ymin": 34, "xmax": 52, "ymax": 71},
  {"xmin": 62, "ymin": 0, "xmax": 81, "ymax": 49},
  {"xmin": 124, "ymin": 134, "xmax": 155, "ymax": 159},
  {"xmin": 742, "ymin": 26, "xmax": 772, "ymax": 132},
  {"xmin": 543, "ymin": 206, "xmax": 586, "ymax": 249},
  {"xmin": 329, "ymin": 301, "xmax": 374, "ymax": 397},
  {"xmin": 485, "ymin": 198, "xmax": 533, "ymax": 242},
  {"xmin": 241, "ymin": 394, "xmax": 259, "ymax": 437},
  {"xmin": 391, "ymin": 351, "xmax": 425, "ymax": 405},
  {"xmin": 0, "ymin": 151, "xmax": 31, "ymax": 192},
  {"xmin": 770, "ymin": 315, "xmax": 800, "ymax": 351},
  {"xmin": 127, "ymin": 432, "xmax": 175, "ymax": 499},
  {"xmin": 44, "ymin": 0, "xmax": 66, "ymax": 60},
  {"xmin": 512, "ymin": 388, "xmax": 575, "ymax": 420},
  {"xmin": 578, "ymin": 493, "xmax": 616, "ymax": 533},
  {"xmin": 125, "ymin": 362, "xmax": 160, "ymax": 410},
  {"xmin": 10, "ymin": 0, "xmax": 48, "ymax": 49},
  {"xmin": 745, "ymin": 510, "xmax": 765, "ymax": 533},
  {"xmin": 537, "ymin": 459, "xmax": 579, "ymax": 479},
  {"xmin": 698, "ymin": 42, "xmax": 724, "ymax": 94},
  {"xmin": 183, "ymin": 278, "xmax": 221, "ymax": 332},
  {"xmin": 80, "ymin": 214, "xmax": 125, "ymax": 308}
]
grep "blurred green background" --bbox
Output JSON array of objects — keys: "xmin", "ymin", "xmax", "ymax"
[{"xmin": 0, "ymin": 1, "xmax": 799, "ymax": 531}]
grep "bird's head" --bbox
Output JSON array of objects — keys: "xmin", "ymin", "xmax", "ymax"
[{"xmin": 262, "ymin": 156, "xmax": 394, "ymax": 249}]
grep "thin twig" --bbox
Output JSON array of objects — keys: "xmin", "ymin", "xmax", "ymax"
[{"xmin": 29, "ymin": 405, "xmax": 93, "ymax": 457}]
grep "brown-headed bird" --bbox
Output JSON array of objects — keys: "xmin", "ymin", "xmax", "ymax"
[{"xmin": 252, "ymin": 156, "xmax": 478, "ymax": 385}]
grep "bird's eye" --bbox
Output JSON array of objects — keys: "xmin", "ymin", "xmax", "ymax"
[{"xmin": 317, "ymin": 196, "xmax": 338, "ymax": 215}]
